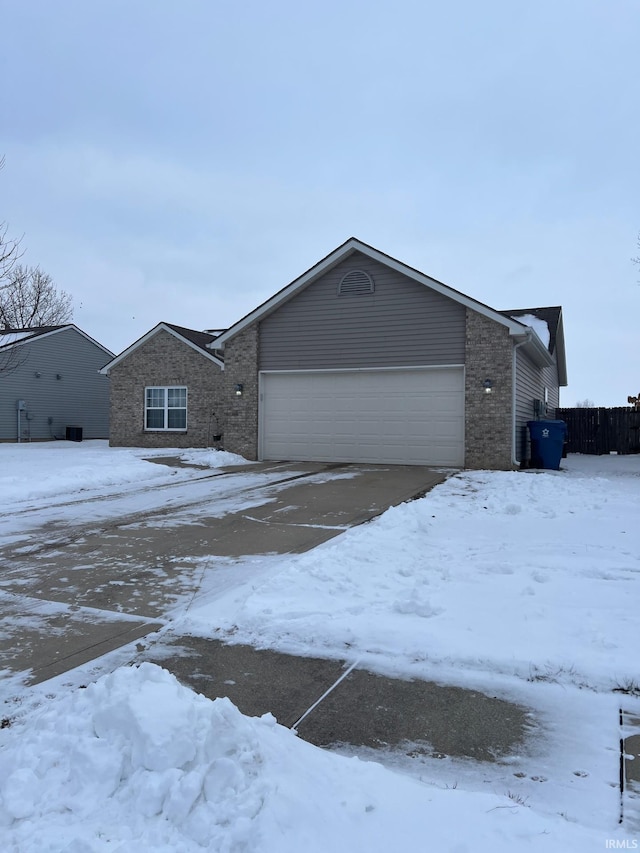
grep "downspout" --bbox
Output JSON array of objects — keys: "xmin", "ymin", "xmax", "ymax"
[
  {"xmin": 512, "ymin": 332, "xmax": 532, "ymax": 467},
  {"xmin": 16, "ymin": 400, "xmax": 26, "ymax": 444}
]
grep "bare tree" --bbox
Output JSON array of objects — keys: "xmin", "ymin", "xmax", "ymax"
[
  {"xmin": 0, "ymin": 222, "xmax": 21, "ymax": 281},
  {"xmin": 0, "ymin": 157, "xmax": 22, "ymax": 283},
  {"xmin": 633, "ymin": 231, "xmax": 640, "ymax": 282},
  {"xmin": 0, "ymin": 265, "xmax": 73, "ymax": 328},
  {"xmin": 575, "ymin": 398, "xmax": 596, "ymax": 408}
]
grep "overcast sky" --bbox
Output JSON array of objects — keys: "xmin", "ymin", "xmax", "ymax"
[{"xmin": 2, "ymin": 0, "xmax": 638, "ymax": 406}]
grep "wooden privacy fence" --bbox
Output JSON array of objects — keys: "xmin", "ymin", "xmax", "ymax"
[{"xmin": 555, "ymin": 407, "xmax": 640, "ymax": 455}]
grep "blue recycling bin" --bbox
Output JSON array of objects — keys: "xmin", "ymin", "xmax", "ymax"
[{"xmin": 527, "ymin": 420, "xmax": 567, "ymax": 470}]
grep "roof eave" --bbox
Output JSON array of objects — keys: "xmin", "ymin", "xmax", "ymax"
[
  {"xmin": 100, "ymin": 322, "xmax": 224, "ymax": 374},
  {"xmin": 512, "ymin": 328, "xmax": 555, "ymax": 369},
  {"xmin": 1, "ymin": 325, "xmax": 114, "ymax": 358},
  {"xmin": 554, "ymin": 312, "xmax": 568, "ymax": 386},
  {"xmin": 211, "ymin": 238, "xmax": 536, "ymax": 349},
  {"xmin": 209, "ymin": 240, "xmax": 362, "ymax": 349}
]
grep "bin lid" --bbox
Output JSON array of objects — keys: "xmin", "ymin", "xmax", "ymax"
[{"xmin": 527, "ymin": 419, "xmax": 567, "ymax": 435}]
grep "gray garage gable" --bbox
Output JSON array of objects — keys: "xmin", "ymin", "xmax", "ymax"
[
  {"xmin": 259, "ymin": 252, "xmax": 466, "ymax": 370},
  {"xmin": 212, "ymin": 238, "xmax": 552, "ymax": 369}
]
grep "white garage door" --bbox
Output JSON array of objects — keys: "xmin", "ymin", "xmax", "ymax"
[{"xmin": 260, "ymin": 367, "xmax": 464, "ymax": 466}]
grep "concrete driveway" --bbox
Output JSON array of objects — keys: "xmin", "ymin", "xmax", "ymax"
[
  {"xmin": 0, "ymin": 461, "xmax": 445, "ymax": 685},
  {"xmin": 0, "ymin": 459, "xmax": 541, "ymax": 770}
]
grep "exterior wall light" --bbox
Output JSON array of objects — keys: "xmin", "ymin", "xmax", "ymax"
[
  {"xmin": 34, "ymin": 371, "xmax": 41, "ymax": 378},
  {"xmin": 235, "ymin": 383, "xmax": 244, "ymax": 397},
  {"xmin": 483, "ymin": 378, "xmax": 493, "ymax": 394},
  {"xmin": 56, "ymin": 374, "xmax": 62, "ymax": 380}
]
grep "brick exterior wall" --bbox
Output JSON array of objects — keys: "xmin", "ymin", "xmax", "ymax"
[
  {"xmin": 219, "ymin": 324, "xmax": 259, "ymax": 460},
  {"xmin": 465, "ymin": 309, "xmax": 515, "ymax": 470},
  {"xmin": 109, "ymin": 330, "xmax": 223, "ymax": 448},
  {"xmin": 219, "ymin": 313, "xmax": 518, "ymax": 468}
]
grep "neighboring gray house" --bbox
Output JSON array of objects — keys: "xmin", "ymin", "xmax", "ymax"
[
  {"xmin": 209, "ymin": 238, "xmax": 567, "ymax": 470},
  {"xmin": 0, "ymin": 325, "xmax": 114, "ymax": 442},
  {"xmin": 101, "ymin": 322, "xmax": 225, "ymax": 448}
]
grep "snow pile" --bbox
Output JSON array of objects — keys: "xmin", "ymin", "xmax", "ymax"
[
  {"xmin": 0, "ymin": 664, "xmax": 593, "ymax": 852},
  {"xmin": 180, "ymin": 449, "xmax": 249, "ymax": 468},
  {"xmin": 0, "ymin": 664, "xmax": 272, "ymax": 851},
  {"xmin": 189, "ymin": 458, "xmax": 640, "ymax": 691}
]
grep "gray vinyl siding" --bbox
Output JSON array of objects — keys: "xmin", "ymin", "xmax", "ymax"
[
  {"xmin": 259, "ymin": 252, "xmax": 466, "ymax": 370},
  {"xmin": 0, "ymin": 329, "xmax": 111, "ymax": 441},
  {"xmin": 544, "ymin": 355, "xmax": 560, "ymax": 411},
  {"xmin": 514, "ymin": 349, "xmax": 546, "ymax": 462}
]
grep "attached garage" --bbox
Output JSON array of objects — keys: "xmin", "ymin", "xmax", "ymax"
[
  {"xmin": 260, "ymin": 367, "xmax": 464, "ymax": 466},
  {"xmin": 211, "ymin": 238, "xmax": 564, "ymax": 470}
]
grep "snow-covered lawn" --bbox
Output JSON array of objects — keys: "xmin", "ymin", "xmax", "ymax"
[
  {"xmin": 1, "ymin": 442, "xmax": 639, "ymax": 851},
  {"xmin": 0, "ymin": 440, "xmax": 249, "ymax": 506},
  {"xmin": 191, "ymin": 455, "xmax": 639, "ymax": 693}
]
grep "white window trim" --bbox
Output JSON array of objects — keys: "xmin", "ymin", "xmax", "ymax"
[{"xmin": 144, "ymin": 386, "xmax": 188, "ymax": 431}]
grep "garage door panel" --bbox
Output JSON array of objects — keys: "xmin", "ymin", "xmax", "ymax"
[{"xmin": 261, "ymin": 368, "xmax": 464, "ymax": 466}]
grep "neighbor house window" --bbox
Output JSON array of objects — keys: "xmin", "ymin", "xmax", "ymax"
[{"xmin": 145, "ymin": 386, "xmax": 187, "ymax": 430}]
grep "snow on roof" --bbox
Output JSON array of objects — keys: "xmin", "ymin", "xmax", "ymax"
[
  {"xmin": 511, "ymin": 313, "xmax": 550, "ymax": 348},
  {"xmin": 0, "ymin": 330, "xmax": 37, "ymax": 345}
]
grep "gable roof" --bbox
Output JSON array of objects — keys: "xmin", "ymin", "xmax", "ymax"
[
  {"xmin": 500, "ymin": 306, "xmax": 567, "ymax": 386},
  {"xmin": 0, "ymin": 325, "xmax": 114, "ymax": 357},
  {"xmin": 99, "ymin": 322, "xmax": 224, "ymax": 374},
  {"xmin": 0, "ymin": 326, "xmax": 62, "ymax": 347},
  {"xmin": 210, "ymin": 237, "xmax": 556, "ymax": 369},
  {"xmin": 163, "ymin": 322, "xmax": 225, "ymax": 353},
  {"xmin": 499, "ymin": 307, "xmax": 561, "ymax": 354}
]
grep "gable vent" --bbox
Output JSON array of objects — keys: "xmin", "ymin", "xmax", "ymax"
[{"xmin": 337, "ymin": 269, "xmax": 374, "ymax": 296}]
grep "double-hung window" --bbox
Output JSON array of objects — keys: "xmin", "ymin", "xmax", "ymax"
[{"xmin": 145, "ymin": 386, "xmax": 187, "ymax": 430}]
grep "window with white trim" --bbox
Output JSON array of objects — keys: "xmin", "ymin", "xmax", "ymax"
[{"xmin": 145, "ymin": 386, "xmax": 187, "ymax": 430}]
